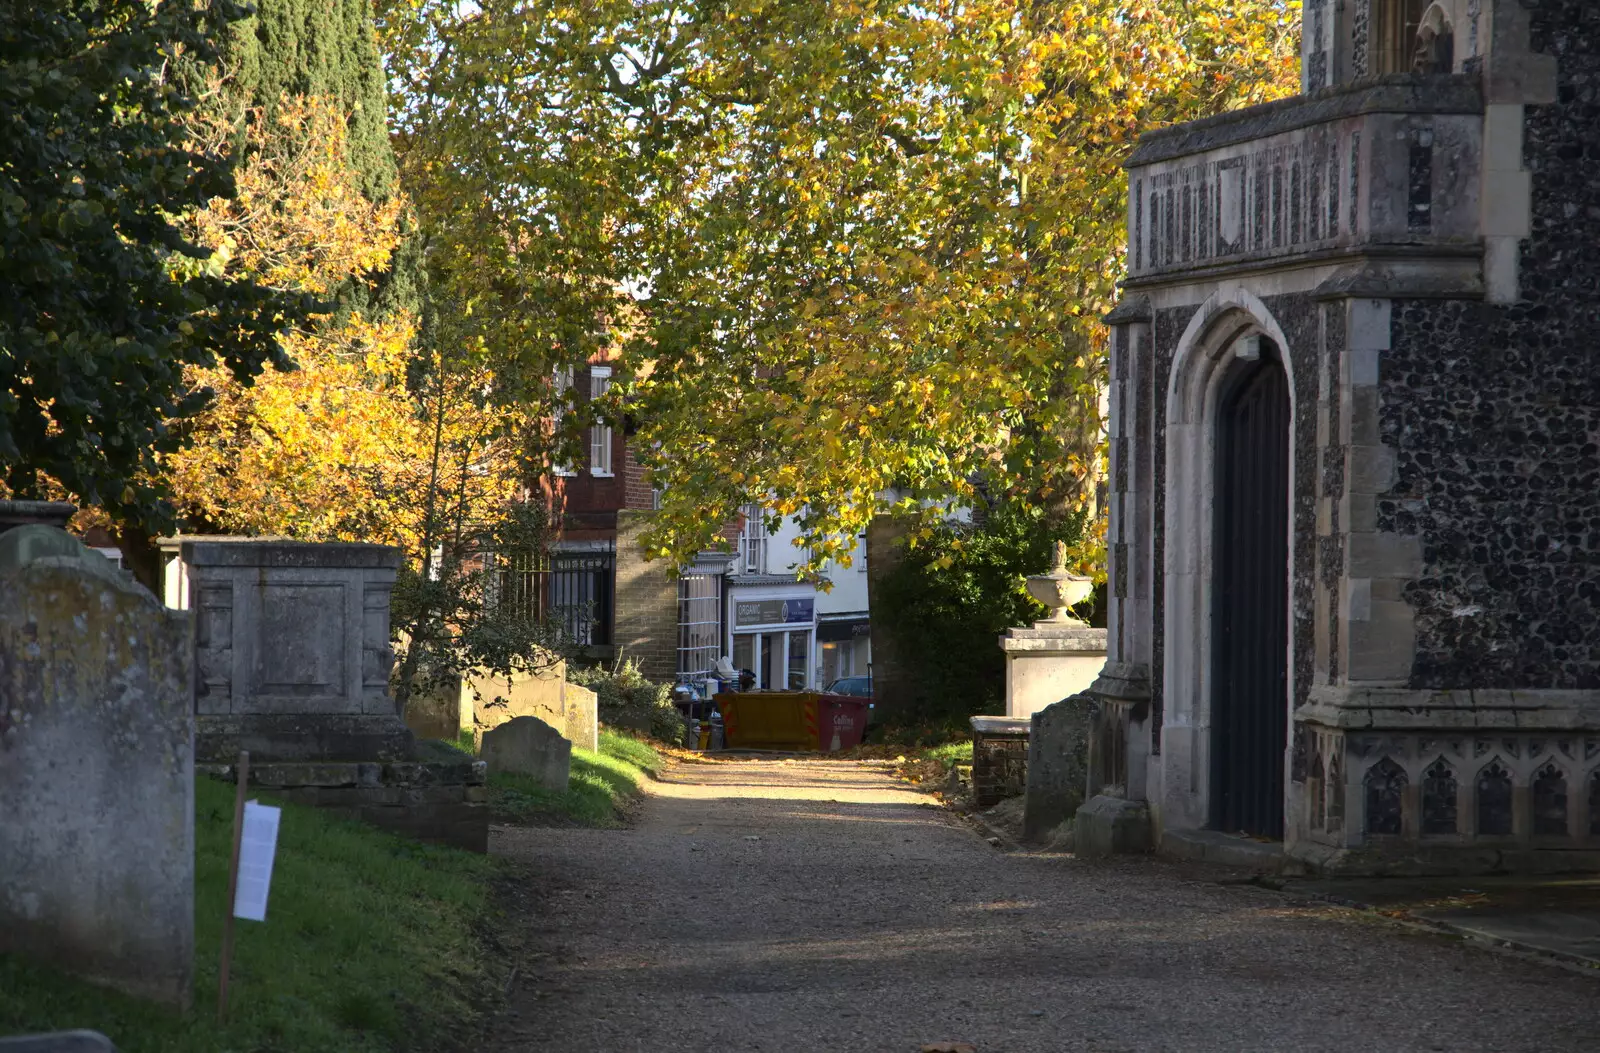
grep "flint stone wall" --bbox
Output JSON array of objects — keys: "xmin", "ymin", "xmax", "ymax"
[{"xmin": 0, "ymin": 531, "xmax": 194, "ymax": 1006}]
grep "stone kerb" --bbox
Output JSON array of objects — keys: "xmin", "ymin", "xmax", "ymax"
[
  {"xmin": 481, "ymin": 716, "xmax": 572, "ymax": 792},
  {"xmin": 180, "ymin": 538, "xmax": 413, "ymax": 763},
  {"xmin": 0, "ymin": 528, "xmax": 194, "ymax": 1007},
  {"xmin": 1022, "ymin": 694, "xmax": 1094, "ymax": 842},
  {"xmin": 0, "ymin": 1033, "xmax": 119, "ymax": 1052}
]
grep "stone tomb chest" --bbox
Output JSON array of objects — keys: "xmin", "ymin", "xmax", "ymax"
[
  {"xmin": 183, "ymin": 539, "xmax": 413, "ymax": 763},
  {"xmin": 170, "ymin": 538, "xmax": 487, "ymax": 851}
]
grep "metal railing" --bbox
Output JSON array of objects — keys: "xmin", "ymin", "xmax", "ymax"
[{"xmin": 498, "ymin": 544, "xmax": 616, "ymax": 647}]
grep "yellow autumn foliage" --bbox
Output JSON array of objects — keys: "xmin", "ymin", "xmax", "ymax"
[{"xmin": 165, "ymin": 93, "xmax": 522, "ymax": 551}]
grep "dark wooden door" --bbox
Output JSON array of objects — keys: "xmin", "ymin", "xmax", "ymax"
[{"xmin": 1211, "ymin": 350, "xmax": 1290, "ymax": 838}]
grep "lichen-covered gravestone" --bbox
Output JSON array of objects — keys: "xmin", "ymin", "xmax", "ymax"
[
  {"xmin": 0, "ymin": 526, "xmax": 194, "ymax": 1007},
  {"xmin": 480, "ymin": 716, "xmax": 572, "ymax": 792},
  {"xmin": 1022, "ymin": 694, "xmax": 1094, "ymax": 843}
]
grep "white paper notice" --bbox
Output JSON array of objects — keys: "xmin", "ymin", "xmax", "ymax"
[{"xmin": 232, "ymin": 800, "xmax": 281, "ymax": 922}]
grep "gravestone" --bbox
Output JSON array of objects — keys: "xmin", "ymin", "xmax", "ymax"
[
  {"xmin": 561, "ymin": 683, "xmax": 600, "ymax": 753},
  {"xmin": 0, "ymin": 527, "xmax": 193, "ymax": 1007},
  {"xmin": 1022, "ymin": 694, "xmax": 1094, "ymax": 842},
  {"xmin": 481, "ymin": 716, "xmax": 572, "ymax": 792}
]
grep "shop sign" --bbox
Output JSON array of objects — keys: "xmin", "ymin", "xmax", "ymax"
[{"xmin": 735, "ymin": 597, "xmax": 814, "ymax": 627}]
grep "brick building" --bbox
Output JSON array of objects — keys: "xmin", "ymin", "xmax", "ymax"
[{"xmin": 540, "ymin": 361, "xmax": 739, "ymax": 687}]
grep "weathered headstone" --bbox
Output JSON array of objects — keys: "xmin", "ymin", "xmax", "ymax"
[
  {"xmin": 1021, "ymin": 694, "xmax": 1094, "ymax": 842},
  {"xmin": 480, "ymin": 716, "xmax": 572, "ymax": 792},
  {"xmin": 562, "ymin": 683, "xmax": 600, "ymax": 753},
  {"xmin": 0, "ymin": 527, "xmax": 194, "ymax": 1007}
]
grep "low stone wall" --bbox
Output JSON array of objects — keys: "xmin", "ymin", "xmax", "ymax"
[
  {"xmin": 201, "ymin": 743, "xmax": 489, "ymax": 853},
  {"xmin": 970, "ymin": 716, "xmax": 1032, "ymax": 807}
]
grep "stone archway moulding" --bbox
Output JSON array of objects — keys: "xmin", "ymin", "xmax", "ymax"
[{"xmin": 1158, "ymin": 288, "xmax": 1297, "ymax": 834}]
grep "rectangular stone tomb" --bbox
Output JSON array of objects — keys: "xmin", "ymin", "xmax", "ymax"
[
  {"xmin": 179, "ymin": 539, "xmax": 414, "ymax": 763},
  {"xmin": 199, "ymin": 740, "xmax": 488, "ymax": 854}
]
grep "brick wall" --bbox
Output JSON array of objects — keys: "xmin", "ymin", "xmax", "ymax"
[
  {"xmin": 622, "ymin": 440, "xmax": 656, "ymax": 511},
  {"xmin": 613, "ymin": 510, "xmax": 680, "ymax": 682}
]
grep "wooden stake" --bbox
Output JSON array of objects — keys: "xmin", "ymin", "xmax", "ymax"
[{"xmin": 218, "ymin": 749, "xmax": 250, "ymax": 1024}]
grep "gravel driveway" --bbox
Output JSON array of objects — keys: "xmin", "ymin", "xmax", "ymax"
[{"xmin": 487, "ymin": 755, "xmax": 1596, "ymax": 1052}]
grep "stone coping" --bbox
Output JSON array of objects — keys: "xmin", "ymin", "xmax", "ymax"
[
  {"xmin": 970, "ymin": 715, "xmax": 1032, "ymax": 737},
  {"xmin": 0, "ymin": 500, "xmax": 77, "ymax": 531},
  {"xmin": 1299, "ymin": 686, "xmax": 1600, "ymax": 730},
  {"xmin": 0, "ymin": 1032, "xmax": 117, "ymax": 1052},
  {"xmin": 1127, "ymin": 73, "xmax": 1483, "ymax": 168},
  {"xmin": 179, "ymin": 538, "xmax": 401, "ymax": 568},
  {"xmin": 999, "ymin": 626, "xmax": 1106, "ymax": 654},
  {"xmin": 1089, "ymin": 662, "xmax": 1152, "ymax": 702}
]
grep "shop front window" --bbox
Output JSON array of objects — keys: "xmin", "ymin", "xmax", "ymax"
[{"xmin": 787, "ymin": 630, "xmax": 810, "ymax": 689}]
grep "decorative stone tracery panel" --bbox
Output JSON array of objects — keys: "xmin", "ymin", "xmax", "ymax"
[{"xmin": 1306, "ymin": 729, "xmax": 1600, "ymax": 847}]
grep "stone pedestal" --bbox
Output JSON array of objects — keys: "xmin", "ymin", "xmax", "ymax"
[
  {"xmin": 999, "ymin": 624, "xmax": 1107, "ymax": 720},
  {"xmin": 180, "ymin": 539, "xmax": 413, "ymax": 763},
  {"xmin": 970, "ymin": 715, "xmax": 1032, "ymax": 807}
]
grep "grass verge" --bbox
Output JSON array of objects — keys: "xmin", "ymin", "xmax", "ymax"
[
  {"xmin": 489, "ymin": 728, "xmax": 664, "ymax": 827},
  {"xmin": 0, "ymin": 776, "xmax": 495, "ymax": 1053}
]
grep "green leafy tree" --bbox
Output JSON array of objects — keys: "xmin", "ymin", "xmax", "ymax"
[
  {"xmin": 377, "ymin": 0, "xmax": 1301, "ymax": 575},
  {"xmin": 874, "ymin": 502, "xmax": 1093, "ymax": 727},
  {"xmin": 0, "ymin": 0, "xmax": 312, "ymax": 530}
]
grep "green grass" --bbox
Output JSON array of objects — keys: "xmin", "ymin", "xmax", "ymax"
[
  {"xmin": 923, "ymin": 740, "xmax": 975, "ymax": 769},
  {"xmin": 489, "ymin": 729, "xmax": 664, "ymax": 827},
  {"xmin": 0, "ymin": 777, "xmax": 495, "ymax": 1053}
]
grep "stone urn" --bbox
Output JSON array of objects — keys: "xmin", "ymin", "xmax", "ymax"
[{"xmin": 1025, "ymin": 540, "xmax": 1094, "ymax": 628}]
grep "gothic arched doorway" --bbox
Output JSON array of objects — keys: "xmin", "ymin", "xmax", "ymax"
[{"xmin": 1210, "ymin": 341, "xmax": 1290, "ymax": 838}]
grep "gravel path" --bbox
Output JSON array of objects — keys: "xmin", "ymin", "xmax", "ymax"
[{"xmin": 487, "ymin": 756, "xmax": 1596, "ymax": 1052}]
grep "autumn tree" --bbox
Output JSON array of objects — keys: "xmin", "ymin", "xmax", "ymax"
[
  {"xmin": 380, "ymin": 0, "xmax": 1300, "ymax": 574},
  {"xmin": 0, "ymin": 0, "xmax": 310, "ymax": 527}
]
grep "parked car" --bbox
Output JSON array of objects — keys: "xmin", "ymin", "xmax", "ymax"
[{"xmin": 823, "ymin": 675, "xmax": 872, "ymax": 698}]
